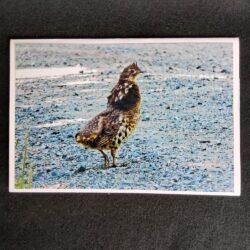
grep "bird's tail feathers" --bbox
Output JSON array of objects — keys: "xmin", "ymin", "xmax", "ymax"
[{"xmin": 75, "ymin": 132, "xmax": 97, "ymax": 144}]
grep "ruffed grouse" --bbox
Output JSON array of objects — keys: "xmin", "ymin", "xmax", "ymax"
[{"xmin": 75, "ymin": 63, "xmax": 143, "ymax": 168}]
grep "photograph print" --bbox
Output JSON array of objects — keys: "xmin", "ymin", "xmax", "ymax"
[{"xmin": 9, "ymin": 38, "xmax": 240, "ymax": 195}]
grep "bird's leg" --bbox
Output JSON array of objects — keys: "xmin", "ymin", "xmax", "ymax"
[
  {"xmin": 98, "ymin": 149, "xmax": 109, "ymax": 168},
  {"xmin": 111, "ymin": 148, "xmax": 117, "ymax": 168}
]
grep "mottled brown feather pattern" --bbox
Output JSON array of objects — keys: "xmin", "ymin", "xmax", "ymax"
[
  {"xmin": 75, "ymin": 108, "xmax": 122, "ymax": 149},
  {"xmin": 75, "ymin": 63, "xmax": 143, "ymax": 167}
]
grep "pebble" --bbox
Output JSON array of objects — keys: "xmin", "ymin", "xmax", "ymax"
[
  {"xmin": 75, "ymin": 166, "xmax": 86, "ymax": 174},
  {"xmin": 51, "ymin": 170, "xmax": 59, "ymax": 177}
]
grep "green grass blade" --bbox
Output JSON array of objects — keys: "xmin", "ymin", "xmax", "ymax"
[
  {"xmin": 27, "ymin": 161, "xmax": 33, "ymax": 189},
  {"xmin": 19, "ymin": 130, "xmax": 29, "ymax": 189},
  {"xmin": 15, "ymin": 139, "xmax": 20, "ymax": 188},
  {"xmin": 15, "ymin": 139, "xmax": 19, "ymax": 150},
  {"xmin": 15, "ymin": 178, "xmax": 22, "ymax": 189}
]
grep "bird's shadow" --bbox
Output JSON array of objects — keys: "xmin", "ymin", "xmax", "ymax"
[
  {"xmin": 98, "ymin": 161, "xmax": 132, "ymax": 170},
  {"xmin": 74, "ymin": 160, "xmax": 133, "ymax": 174}
]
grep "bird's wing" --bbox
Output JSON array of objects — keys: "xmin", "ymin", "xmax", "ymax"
[
  {"xmin": 76, "ymin": 108, "xmax": 122, "ymax": 147},
  {"xmin": 76, "ymin": 109, "xmax": 108, "ymax": 142},
  {"xmin": 95, "ymin": 110, "xmax": 123, "ymax": 147}
]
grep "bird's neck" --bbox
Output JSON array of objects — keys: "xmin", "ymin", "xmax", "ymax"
[{"xmin": 119, "ymin": 77, "xmax": 136, "ymax": 85}]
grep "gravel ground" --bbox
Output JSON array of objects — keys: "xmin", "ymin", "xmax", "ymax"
[{"xmin": 14, "ymin": 42, "xmax": 234, "ymax": 192}]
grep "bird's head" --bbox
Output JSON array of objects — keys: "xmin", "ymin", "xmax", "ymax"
[{"xmin": 120, "ymin": 62, "xmax": 144, "ymax": 81}]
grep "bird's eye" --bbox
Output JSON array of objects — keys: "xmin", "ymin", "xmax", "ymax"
[{"xmin": 131, "ymin": 69, "xmax": 135, "ymax": 73}]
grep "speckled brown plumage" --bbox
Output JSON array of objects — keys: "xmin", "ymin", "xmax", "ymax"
[{"xmin": 75, "ymin": 63, "xmax": 143, "ymax": 168}]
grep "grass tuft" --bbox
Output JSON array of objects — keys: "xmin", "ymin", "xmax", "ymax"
[{"xmin": 15, "ymin": 130, "xmax": 33, "ymax": 189}]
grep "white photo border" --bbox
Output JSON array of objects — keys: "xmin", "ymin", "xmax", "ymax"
[{"xmin": 9, "ymin": 38, "xmax": 241, "ymax": 196}]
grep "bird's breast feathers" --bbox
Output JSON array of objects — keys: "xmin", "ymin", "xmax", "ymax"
[{"xmin": 107, "ymin": 81, "xmax": 141, "ymax": 111}]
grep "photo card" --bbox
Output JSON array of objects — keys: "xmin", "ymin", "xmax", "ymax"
[{"xmin": 9, "ymin": 38, "xmax": 240, "ymax": 195}]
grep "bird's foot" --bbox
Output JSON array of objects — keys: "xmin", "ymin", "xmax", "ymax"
[
  {"xmin": 103, "ymin": 160, "xmax": 110, "ymax": 169},
  {"xmin": 102, "ymin": 163, "xmax": 110, "ymax": 169},
  {"xmin": 110, "ymin": 164, "xmax": 118, "ymax": 168}
]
